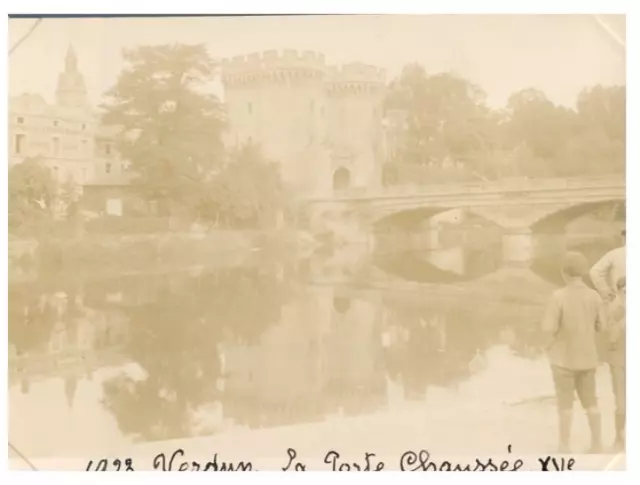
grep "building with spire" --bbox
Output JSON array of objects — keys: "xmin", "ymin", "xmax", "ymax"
[
  {"xmin": 8, "ymin": 46, "xmax": 131, "ymax": 215},
  {"xmin": 55, "ymin": 45, "xmax": 89, "ymax": 109}
]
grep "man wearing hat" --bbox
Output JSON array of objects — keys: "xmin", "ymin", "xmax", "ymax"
[{"xmin": 542, "ymin": 251, "xmax": 606, "ymax": 453}]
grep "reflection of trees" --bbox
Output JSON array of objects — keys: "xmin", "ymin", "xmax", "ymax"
[
  {"xmin": 9, "ymin": 272, "xmax": 91, "ymax": 400},
  {"xmin": 382, "ymin": 300, "xmax": 507, "ymax": 397},
  {"xmin": 9, "ymin": 284, "xmax": 58, "ymax": 356},
  {"xmin": 9, "ymin": 264, "xmax": 88, "ymax": 353},
  {"xmin": 101, "ymin": 265, "xmax": 292, "ymax": 442},
  {"xmin": 202, "ymin": 266, "xmax": 291, "ymax": 345},
  {"xmin": 102, "ymin": 286, "xmax": 215, "ymax": 441}
]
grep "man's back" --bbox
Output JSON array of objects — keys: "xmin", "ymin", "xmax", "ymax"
[
  {"xmin": 590, "ymin": 246, "xmax": 626, "ymax": 299},
  {"xmin": 543, "ymin": 280, "xmax": 604, "ymax": 370}
]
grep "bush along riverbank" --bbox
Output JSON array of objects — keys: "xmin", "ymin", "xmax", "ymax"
[{"xmin": 8, "ymin": 228, "xmax": 320, "ymax": 279}]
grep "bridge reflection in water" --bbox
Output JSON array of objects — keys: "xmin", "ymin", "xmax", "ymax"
[{"xmin": 8, "ymin": 227, "xmax": 620, "ymax": 461}]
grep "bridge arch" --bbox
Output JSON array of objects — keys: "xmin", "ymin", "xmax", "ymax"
[
  {"xmin": 333, "ymin": 167, "xmax": 351, "ymax": 191},
  {"xmin": 372, "ymin": 207, "xmax": 453, "ymax": 232},
  {"xmin": 373, "ymin": 251, "xmax": 499, "ymax": 285},
  {"xmin": 530, "ymin": 199, "xmax": 625, "ymax": 233}
]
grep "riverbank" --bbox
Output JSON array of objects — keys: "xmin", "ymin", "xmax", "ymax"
[
  {"xmin": 8, "ymin": 228, "xmax": 318, "ymax": 281},
  {"xmin": 9, "ymin": 348, "xmax": 625, "ymax": 471}
]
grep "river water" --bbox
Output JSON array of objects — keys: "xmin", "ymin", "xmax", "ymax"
[{"xmin": 7, "ymin": 223, "xmax": 622, "ymax": 463}]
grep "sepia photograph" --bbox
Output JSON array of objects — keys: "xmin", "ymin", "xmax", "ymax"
[{"xmin": 6, "ymin": 13, "xmax": 626, "ymax": 471}]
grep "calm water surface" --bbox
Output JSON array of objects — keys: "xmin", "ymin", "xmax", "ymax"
[{"xmin": 8, "ymin": 229, "xmax": 616, "ymax": 459}]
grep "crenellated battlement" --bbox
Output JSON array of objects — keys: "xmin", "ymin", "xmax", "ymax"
[
  {"xmin": 326, "ymin": 62, "xmax": 387, "ymax": 86},
  {"xmin": 221, "ymin": 49, "xmax": 327, "ymax": 79},
  {"xmin": 221, "ymin": 51, "xmax": 387, "ymax": 91},
  {"xmin": 221, "ymin": 50, "xmax": 387, "ymax": 194}
]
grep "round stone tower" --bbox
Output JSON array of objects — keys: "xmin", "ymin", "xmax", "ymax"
[
  {"xmin": 221, "ymin": 50, "xmax": 329, "ymax": 195},
  {"xmin": 325, "ymin": 63, "xmax": 386, "ymax": 192}
]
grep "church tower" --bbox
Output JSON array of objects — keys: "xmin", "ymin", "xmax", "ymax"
[{"xmin": 55, "ymin": 45, "xmax": 88, "ymax": 108}]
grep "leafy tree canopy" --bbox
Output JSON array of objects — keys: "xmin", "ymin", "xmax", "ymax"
[
  {"xmin": 385, "ymin": 64, "xmax": 495, "ymax": 166},
  {"xmin": 385, "ymin": 62, "xmax": 625, "ymax": 180},
  {"xmin": 200, "ymin": 141, "xmax": 288, "ymax": 229},
  {"xmin": 8, "ymin": 157, "xmax": 57, "ymax": 232},
  {"xmin": 101, "ymin": 43, "xmax": 226, "ymax": 208}
]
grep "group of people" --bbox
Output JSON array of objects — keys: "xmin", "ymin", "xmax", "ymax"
[{"xmin": 542, "ymin": 228, "xmax": 626, "ymax": 454}]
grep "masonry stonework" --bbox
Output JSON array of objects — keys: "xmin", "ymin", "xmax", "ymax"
[{"xmin": 221, "ymin": 50, "xmax": 387, "ymax": 196}]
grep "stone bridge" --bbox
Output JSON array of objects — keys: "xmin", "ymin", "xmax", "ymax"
[{"xmin": 302, "ymin": 174, "xmax": 626, "ymax": 233}]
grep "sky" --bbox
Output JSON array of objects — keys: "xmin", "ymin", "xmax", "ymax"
[{"xmin": 8, "ymin": 14, "xmax": 625, "ymax": 109}]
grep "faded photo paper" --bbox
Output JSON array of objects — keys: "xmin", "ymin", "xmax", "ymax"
[{"xmin": 7, "ymin": 14, "xmax": 626, "ymax": 471}]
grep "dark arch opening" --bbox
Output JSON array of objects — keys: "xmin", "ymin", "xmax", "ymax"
[
  {"xmin": 333, "ymin": 167, "xmax": 351, "ymax": 191},
  {"xmin": 333, "ymin": 296, "xmax": 351, "ymax": 314},
  {"xmin": 531, "ymin": 199, "xmax": 625, "ymax": 233},
  {"xmin": 373, "ymin": 207, "xmax": 451, "ymax": 233}
]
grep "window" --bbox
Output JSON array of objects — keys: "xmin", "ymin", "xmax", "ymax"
[
  {"xmin": 81, "ymin": 123, "xmax": 86, "ymax": 130},
  {"xmin": 53, "ymin": 120, "xmax": 59, "ymax": 127},
  {"xmin": 14, "ymin": 134, "xmax": 26, "ymax": 154},
  {"xmin": 247, "ymin": 102, "xmax": 253, "ymax": 114},
  {"xmin": 81, "ymin": 139, "xmax": 88, "ymax": 155},
  {"xmin": 52, "ymin": 137, "xmax": 60, "ymax": 156},
  {"xmin": 17, "ymin": 116, "xmax": 24, "ymax": 124},
  {"xmin": 53, "ymin": 166, "xmax": 59, "ymax": 179},
  {"xmin": 106, "ymin": 198, "xmax": 123, "ymax": 217},
  {"xmin": 105, "ymin": 144, "xmax": 112, "ymax": 156},
  {"xmin": 105, "ymin": 162, "xmax": 112, "ymax": 174}
]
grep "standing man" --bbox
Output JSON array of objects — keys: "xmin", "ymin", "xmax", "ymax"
[
  {"xmin": 605, "ymin": 276, "xmax": 626, "ymax": 451},
  {"xmin": 590, "ymin": 228, "xmax": 626, "ymax": 302},
  {"xmin": 542, "ymin": 251, "xmax": 606, "ymax": 453},
  {"xmin": 590, "ymin": 227, "xmax": 626, "ymax": 452}
]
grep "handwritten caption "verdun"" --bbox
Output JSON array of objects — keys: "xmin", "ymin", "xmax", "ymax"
[{"xmin": 86, "ymin": 445, "xmax": 576, "ymax": 472}]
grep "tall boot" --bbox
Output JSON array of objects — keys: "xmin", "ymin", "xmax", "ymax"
[
  {"xmin": 558, "ymin": 410, "xmax": 572, "ymax": 453},
  {"xmin": 586, "ymin": 410, "xmax": 602, "ymax": 454},
  {"xmin": 613, "ymin": 412, "xmax": 625, "ymax": 450}
]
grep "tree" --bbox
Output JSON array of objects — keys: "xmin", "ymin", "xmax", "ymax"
[
  {"xmin": 8, "ymin": 157, "xmax": 57, "ymax": 233},
  {"xmin": 101, "ymin": 43, "xmax": 226, "ymax": 215},
  {"xmin": 202, "ymin": 142, "xmax": 288, "ymax": 229},
  {"xmin": 572, "ymin": 85, "xmax": 626, "ymax": 174},
  {"xmin": 503, "ymin": 86, "xmax": 625, "ymax": 177},
  {"xmin": 57, "ymin": 177, "xmax": 82, "ymax": 223},
  {"xmin": 576, "ymin": 85, "xmax": 625, "ymax": 142},
  {"xmin": 505, "ymin": 89, "xmax": 579, "ymax": 159},
  {"xmin": 385, "ymin": 64, "xmax": 495, "ymax": 168}
]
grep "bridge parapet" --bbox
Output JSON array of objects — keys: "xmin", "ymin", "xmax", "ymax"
[{"xmin": 313, "ymin": 174, "xmax": 625, "ymax": 202}]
